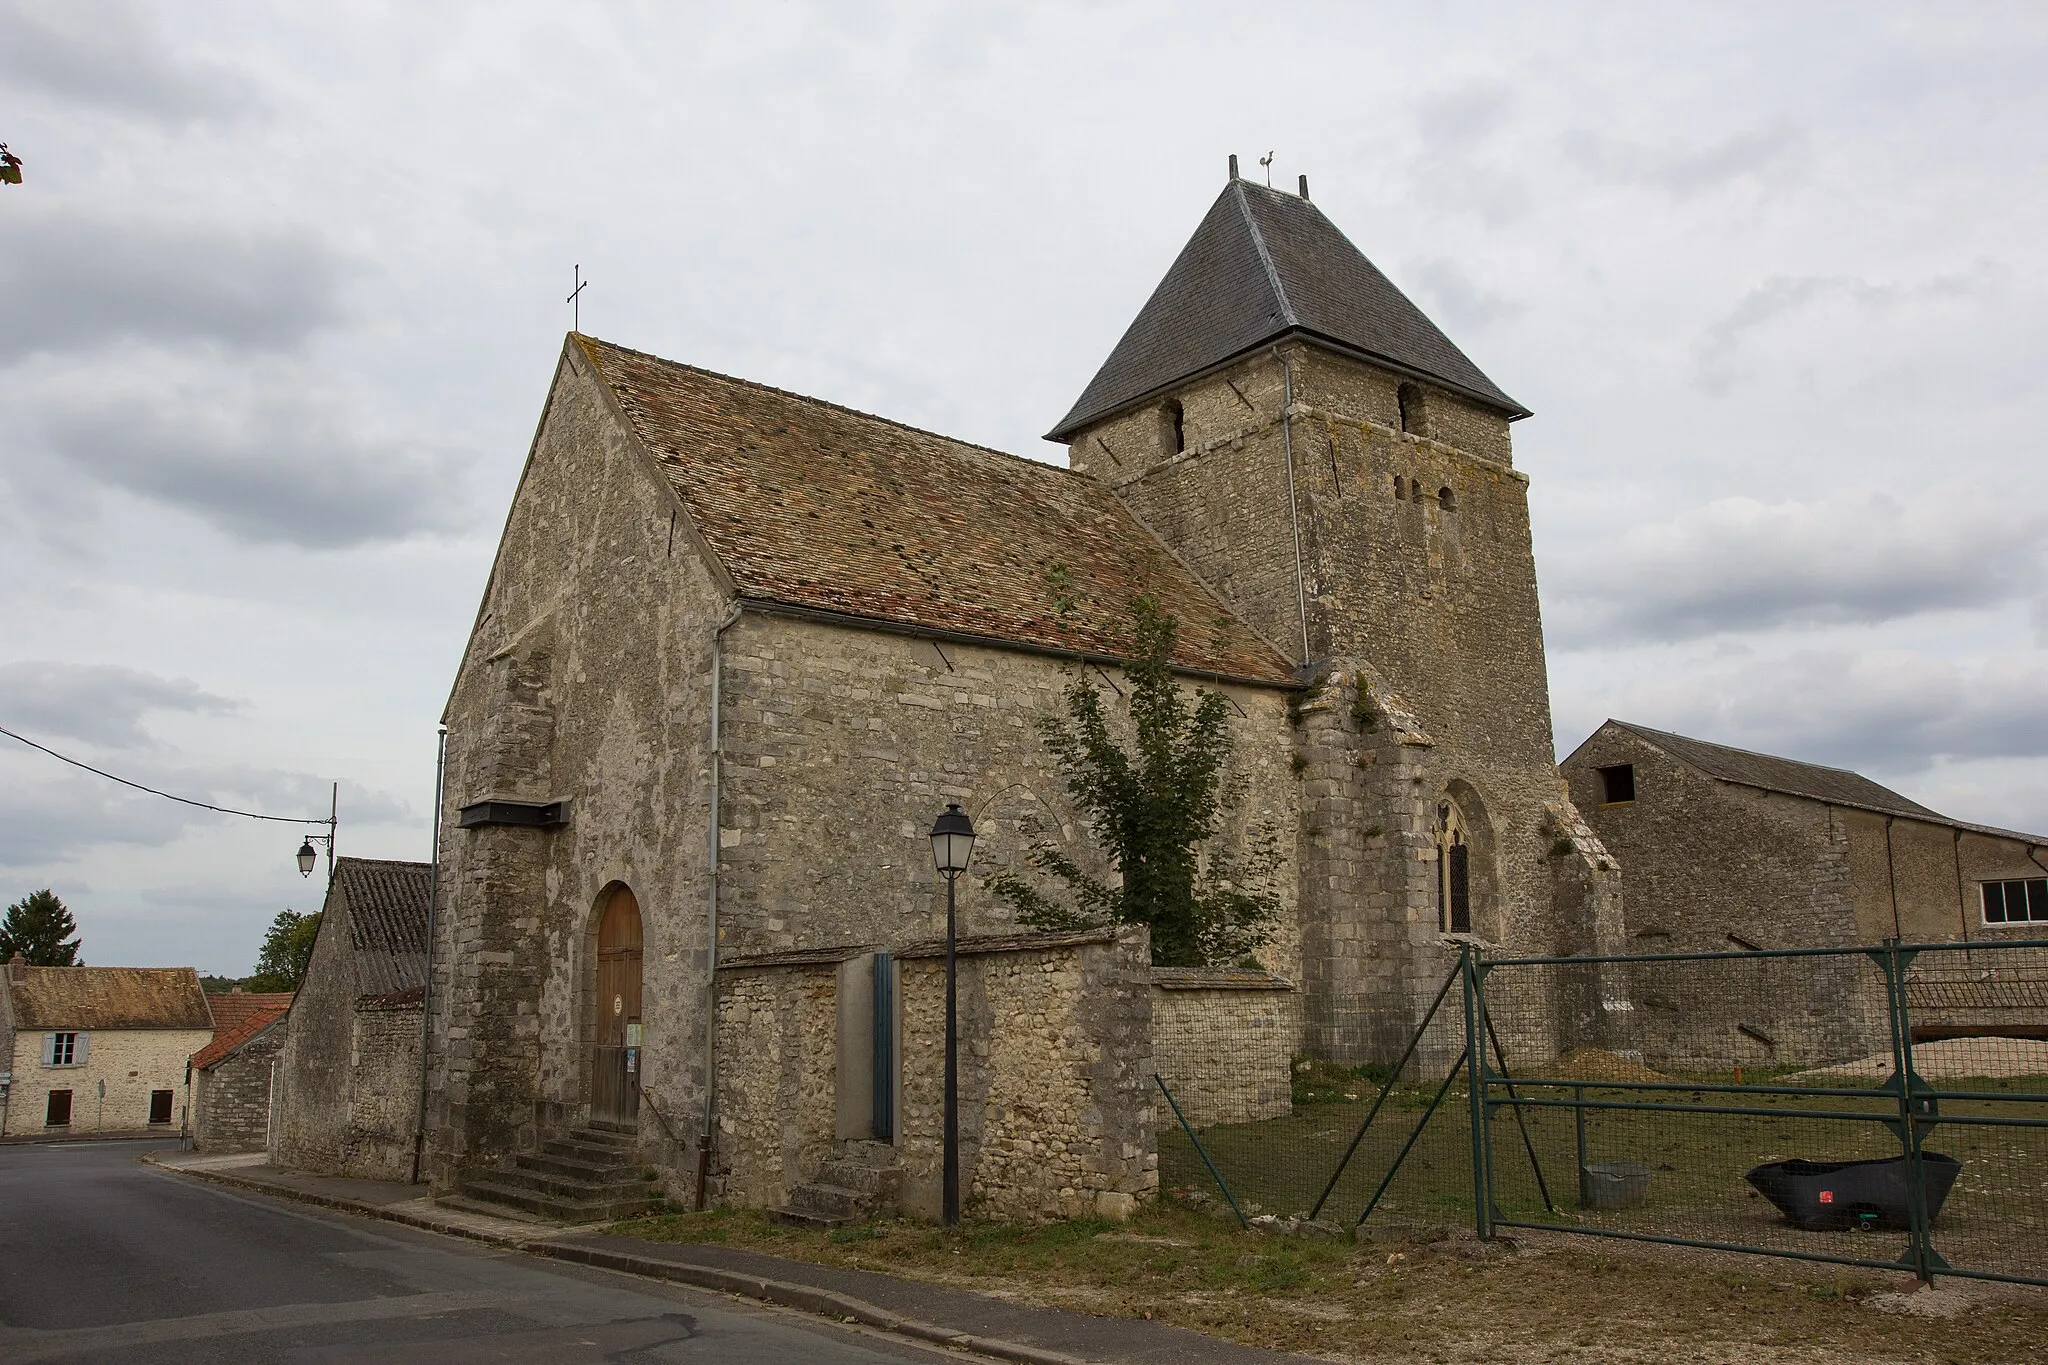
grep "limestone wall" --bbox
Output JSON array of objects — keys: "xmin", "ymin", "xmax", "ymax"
[
  {"xmin": 1, "ymin": 1027, "xmax": 205, "ymax": 1136},
  {"xmin": 193, "ymin": 1022, "xmax": 285, "ymax": 1152},
  {"xmin": 1150, "ymin": 969, "xmax": 1297, "ymax": 1126},
  {"xmin": 711, "ymin": 928, "xmax": 1156, "ymax": 1221},
  {"xmin": 343, "ymin": 1001, "xmax": 426, "ymax": 1181}
]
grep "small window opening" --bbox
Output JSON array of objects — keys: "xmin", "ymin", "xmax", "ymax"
[
  {"xmin": 1437, "ymin": 801, "xmax": 1471, "ymax": 934},
  {"xmin": 149, "ymin": 1089, "xmax": 175, "ymax": 1125},
  {"xmin": 1397, "ymin": 382, "xmax": 1423, "ymax": 435},
  {"xmin": 1165, "ymin": 399, "xmax": 1185, "ymax": 454},
  {"xmin": 1393, "ymin": 473, "xmax": 1406, "ymax": 500},
  {"xmin": 46, "ymin": 1089, "xmax": 72, "ymax": 1127},
  {"xmin": 1438, "ymin": 486, "xmax": 1456, "ymax": 512},
  {"xmin": 1598, "ymin": 763, "xmax": 1636, "ymax": 804},
  {"xmin": 1982, "ymin": 877, "xmax": 2048, "ymax": 924}
]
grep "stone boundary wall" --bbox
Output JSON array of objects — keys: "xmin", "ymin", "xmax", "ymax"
[
  {"xmin": 1150, "ymin": 968, "xmax": 1298, "ymax": 1127},
  {"xmin": 712, "ymin": 927, "xmax": 1156, "ymax": 1221},
  {"xmin": 346, "ymin": 999, "xmax": 425, "ymax": 1181},
  {"xmin": 193, "ymin": 1022, "xmax": 286, "ymax": 1152}
]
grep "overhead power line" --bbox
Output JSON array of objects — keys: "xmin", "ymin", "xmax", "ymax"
[{"xmin": 0, "ymin": 722, "xmax": 331, "ymax": 826}]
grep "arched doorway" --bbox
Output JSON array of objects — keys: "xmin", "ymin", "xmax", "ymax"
[{"xmin": 592, "ymin": 886, "xmax": 643, "ymax": 1126}]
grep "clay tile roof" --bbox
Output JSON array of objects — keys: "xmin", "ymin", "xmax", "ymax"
[
  {"xmin": 1047, "ymin": 179, "xmax": 1527, "ymax": 441},
  {"xmin": 190, "ymin": 994, "xmax": 291, "ymax": 1071},
  {"xmin": 5, "ymin": 966, "xmax": 212, "ymax": 1031},
  {"xmin": 331, "ymin": 857, "xmax": 433, "ymax": 999},
  {"xmin": 1605, "ymin": 721, "xmax": 2048, "ymax": 842},
  {"xmin": 576, "ymin": 337, "xmax": 1297, "ymax": 685}
]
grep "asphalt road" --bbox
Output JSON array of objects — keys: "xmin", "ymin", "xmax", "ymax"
[{"xmin": 0, "ymin": 1140, "xmax": 963, "ymax": 1364}]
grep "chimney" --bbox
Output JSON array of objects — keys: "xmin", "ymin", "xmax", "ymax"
[
  {"xmin": 1299, "ymin": 174, "xmax": 1310, "ymax": 200},
  {"xmin": 1228, "ymin": 154, "xmax": 1239, "ymax": 181}
]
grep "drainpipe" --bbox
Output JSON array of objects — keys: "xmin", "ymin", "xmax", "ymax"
[
  {"xmin": 409, "ymin": 724, "xmax": 449, "ymax": 1185},
  {"xmin": 1951, "ymin": 830, "xmax": 1970, "ymax": 948},
  {"xmin": 1883, "ymin": 816, "xmax": 1903, "ymax": 941},
  {"xmin": 1272, "ymin": 346, "xmax": 1312, "ymax": 665},
  {"xmin": 696, "ymin": 606, "xmax": 742, "ymax": 1209}
]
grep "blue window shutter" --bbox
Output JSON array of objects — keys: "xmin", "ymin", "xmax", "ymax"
[
  {"xmin": 41, "ymin": 1034, "xmax": 55, "ymax": 1066},
  {"xmin": 75, "ymin": 1034, "xmax": 88, "ymax": 1067}
]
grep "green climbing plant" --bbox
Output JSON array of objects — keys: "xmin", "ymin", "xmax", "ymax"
[{"xmin": 989, "ymin": 597, "xmax": 1283, "ymax": 968}]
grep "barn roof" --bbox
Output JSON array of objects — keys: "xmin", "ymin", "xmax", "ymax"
[
  {"xmin": 4, "ymin": 965, "xmax": 212, "ymax": 1031},
  {"xmin": 574, "ymin": 336, "xmax": 1297, "ymax": 685},
  {"xmin": 1047, "ymin": 177, "xmax": 1527, "ymax": 441},
  {"xmin": 1600, "ymin": 721, "xmax": 2047, "ymax": 843},
  {"xmin": 329, "ymin": 857, "xmax": 433, "ymax": 1000}
]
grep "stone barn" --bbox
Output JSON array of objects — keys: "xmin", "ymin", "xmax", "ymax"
[
  {"xmin": 273, "ymin": 857, "xmax": 432, "ymax": 1180},
  {"xmin": 189, "ymin": 990, "xmax": 292, "ymax": 1152},
  {"xmin": 422, "ymin": 168, "xmax": 1623, "ymax": 1221},
  {"xmin": 1565, "ymin": 720, "xmax": 2048, "ymax": 1068}
]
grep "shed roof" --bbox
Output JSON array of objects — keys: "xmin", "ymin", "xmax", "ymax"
[
  {"xmin": 1047, "ymin": 178, "xmax": 1527, "ymax": 440},
  {"xmin": 1598, "ymin": 721, "xmax": 2047, "ymax": 843},
  {"xmin": 575, "ymin": 337, "xmax": 1297, "ymax": 684},
  {"xmin": 5, "ymin": 965, "xmax": 212, "ymax": 1031},
  {"xmin": 191, "ymin": 994, "xmax": 291, "ymax": 1071},
  {"xmin": 329, "ymin": 857, "xmax": 433, "ymax": 1000}
]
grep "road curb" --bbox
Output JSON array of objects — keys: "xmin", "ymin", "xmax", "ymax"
[{"xmin": 144, "ymin": 1154, "xmax": 1095, "ymax": 1365}]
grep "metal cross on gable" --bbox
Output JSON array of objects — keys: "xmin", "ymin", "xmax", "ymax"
[{"xmin": 567, "ymin": 263, "xmax": 589, "ymax": 333}]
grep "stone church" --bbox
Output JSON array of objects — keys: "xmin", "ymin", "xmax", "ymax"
[{"xmin": 422, "ymin": 168, "xmax": 1623, "ymax": 1220}]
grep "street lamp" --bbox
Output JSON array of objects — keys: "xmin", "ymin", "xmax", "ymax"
[
  {"xmin": 295, "ymin": 782, "xmax": 340, "ymax": 880},
  {"xmin": 928, "ymin": 802, "xmax": 976, "ymax": 1227},
  {"xmin": 296, "ymin": 840, "xmax": 318, "ymax": 877}
]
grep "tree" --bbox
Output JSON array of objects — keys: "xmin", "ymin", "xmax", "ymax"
[
  {"xmin": 246, "ymin": 910, "xmax": 322, "ymax": 992},
  {"xmin": 989, "ymin": 597, "xmax": 1283, "ymax": 967},
  {"xmin": 0, "ymin": 889, "xmax": 82, "ymax": 965}
]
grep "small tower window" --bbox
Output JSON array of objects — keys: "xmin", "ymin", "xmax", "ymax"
[
  {"xmin": 1393, "ymin": 473, "xmax": 1406, "ymax": 500},
  {"xmin": 1397, "ymin": 382, "xmax": 1423, "ymax": 436},
  {"xmin": 1165, "ymin": 399, "xmax": 1186, "ymax": 454},
  {"xmin": 1438, "ymin": 486, "xmax": 1455, "ymax": 512},
  {"xmin": 1437, "ymin": 801, "xmax": 1471, "ymax": 934},
  {"xmin": 1598, "ymin": 764, "xmax": 1636, "ymax": 804}
]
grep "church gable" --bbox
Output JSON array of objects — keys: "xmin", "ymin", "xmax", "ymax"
[{"xmin": 574, "ymin": 336, "xmax": 1293, "ymax": 685}]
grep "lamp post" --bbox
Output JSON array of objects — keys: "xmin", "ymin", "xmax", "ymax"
[
  {"xmin": 296, "ymin": 782, "xmax": 339, "ymax": 882},
  {"xmin": 928, "ymin": 802, "xmax": 976, "ymax": 1227}
]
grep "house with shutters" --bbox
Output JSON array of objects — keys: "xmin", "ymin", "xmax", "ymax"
[
  {"xmin": 419, "ymin": 165, "xmax": 1624, "ymax": 1222},
  {"xmin": 0, "ymin": 959, "xmax": 213, "ymax": 1137}
]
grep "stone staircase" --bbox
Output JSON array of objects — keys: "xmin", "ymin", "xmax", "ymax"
[
  {"xmin": 776, "ymin": 1139, "xmax": 902, "ymax": 1228},
  {"xmin": 445, "ymin": 1119, "xmax": 668, "ymax": 1224}
]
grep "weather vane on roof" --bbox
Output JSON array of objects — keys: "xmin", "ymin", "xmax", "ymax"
[
  {"xmin": 1259, "ymin": 150, "xmax": 1274, "ymax": 186},
  {"xmin": 567, "ymin": 263, "xmax": 589, "ymax": 333}
]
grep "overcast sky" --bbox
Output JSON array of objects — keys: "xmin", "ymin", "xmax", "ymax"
[{"xmin": 3, "ymin": 1, "xmax": 2044, "ymax": 973}]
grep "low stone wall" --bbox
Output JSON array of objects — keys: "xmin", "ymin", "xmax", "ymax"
[
  {"xmin": 1150, "ymin": 968, "xmax": 1298, "ymax": 1126},
  {"xmin": 194, "ymin": 1022, "xmax": 286, "ymax": 1152},
  {"xmin": 711, "ymin": 927, "xmax": 1156, "ymax": 1221}
]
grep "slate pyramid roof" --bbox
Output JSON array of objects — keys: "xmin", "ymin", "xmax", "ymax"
[{"xmin": 1047, "ymin": 178, "xmax": 1527, "ymax": 441}]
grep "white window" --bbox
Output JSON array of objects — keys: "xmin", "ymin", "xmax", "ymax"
[
  {"xmin": 41, "ymin": 1032, "xmax": 86, "ymax": 1068},
  {"xmin": 1982, "ymin": 878, "xmax": 2047, "ymax": 925}
]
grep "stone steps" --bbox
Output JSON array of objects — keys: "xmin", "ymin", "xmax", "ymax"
[
  {"xmin": 774, "ymin": 1140, "xmax": 902, "ymax": 1228},
  {"xmin": 448, "ymin": 1124, "xmax": 668, "ymax": 1226}
]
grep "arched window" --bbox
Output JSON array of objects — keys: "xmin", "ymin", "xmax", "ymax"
[
  {"xmin": 1437, "ymin": 801, "xmax": 1471, "ymax": 935},
  {"xmin": 1438, "ymin": 486, "xmax": 1456, "ymax": 512},
  {"xmin": 1165, "ymin": 399, "xmax": 1186, "ymax": 454},
  {"xmin": 1393, "ymin": 473, "xmax": 1406, "ymax": 500},
  {"xmin": 1397, "ymin": 382, "xmax": 1423, "ymax": 436}
]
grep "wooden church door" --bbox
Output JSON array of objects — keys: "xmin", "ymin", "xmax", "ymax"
[{"xmin": 593, "ymin": 887, "xmax": 644, "ymax": 1125}]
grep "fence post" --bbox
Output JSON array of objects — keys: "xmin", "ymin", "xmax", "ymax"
[
  {"xmin": 1884, "ymin": 940, "xmax": 1937, "ymax": 1284},
  {"xmin": 1463, "ymin": 943, "xmax": 1493, "ymax": 1240}
]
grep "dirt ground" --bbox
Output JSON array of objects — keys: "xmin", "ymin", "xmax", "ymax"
[{"xmin": 610, "ymin": 1202, "xmax": 2048, "ymax": 1364}]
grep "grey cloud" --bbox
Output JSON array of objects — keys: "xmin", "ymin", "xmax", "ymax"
[
  {"xmin": 15, "ymin": 350, "xmax": 475, "ymax": 548},
  {"xmin": 0, "ymin": 0, "xmax": 257, "ymax": 121},
  {"xmin": 1416, "ymin": 85, "xmax": 1517, "ymax": 148},
  {"xmin": 1595, "ymin": 649, "xmax": 2048, "ymax": 777},
  {"xmin": 1404, "ymin": 258, "xmax": 1525, "ymax": 333},
  {"xmin": 0, "ymin": 753, "xmax": 411, "ymax": 868},
  {"xmin": 1561, "ymin": 125, "xmax": 1807, "ymax": 198},
  {"xmin": 1546, "ymin": 493, "xmax": 2048, "ymax": 645},
  {"xmin": 0, "ymin": 661, "xmax": 240, "ymax": 749},
  {"xmin": 1693, "ymin": 264, "xmax": 2005, "ymax": 392},
  {"xmin": 0, "ymin": 210, "xmax": 347, "ymax": 362}
]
